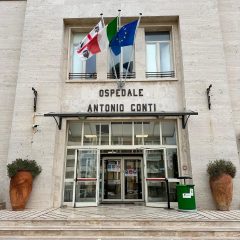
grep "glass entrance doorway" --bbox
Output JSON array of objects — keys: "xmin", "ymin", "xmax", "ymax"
[{"xmin": 102, "ymin": 157, "xmax": 143, "ymax": 202}]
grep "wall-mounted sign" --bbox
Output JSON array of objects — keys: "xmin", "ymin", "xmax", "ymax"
[{"xmin": 87, "ymin": 88, "xmax": 157, "ymax": 113}]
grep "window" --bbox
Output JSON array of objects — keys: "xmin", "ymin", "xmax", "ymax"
[
  {"xmin": 69, "ymin": 32, "xmax": 97, "ymax": 80},
  {"xmin": 145, "ymin": 31, "xmax": 175, "ymax": 78},
  {"xmin": 108, "ymin": 46, "xmax": 135, "ymax": 79}
]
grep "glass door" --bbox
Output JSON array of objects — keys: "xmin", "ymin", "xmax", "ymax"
[
  {"xmin": 102, "ymin": 157, "xmax": 143, "ymax": 202},
  {"xmin": 124, "ymin": 158, "xmax": 143, "ymax": 201},
  {"xmin": 74, "ymin": 149, "xmax": 99, "ymax": 207},
  {"xmin": 102, "ymin": 158, "xmax": 122, "ymax": 201},
  {"xmin": 144, "ymin": 149, "xmax": 168, "ymax": 207}
]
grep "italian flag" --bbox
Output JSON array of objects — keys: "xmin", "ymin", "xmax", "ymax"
[{"xmin": 77, "ymin": 17, "xmax": 118, "ymax": 60}]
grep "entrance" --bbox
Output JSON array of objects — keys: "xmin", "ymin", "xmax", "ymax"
[{"xmin": 102, "ymin": 157, "xmax": 143, "ymax": 202}]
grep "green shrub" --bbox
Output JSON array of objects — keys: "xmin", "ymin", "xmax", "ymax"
[
  {"xmin": 207, "ymin": 159, "xmax": 236, "ymax": 179},
  {"xmin": 7, "ymin": 158, "xmax": 42, "ymax": 178}
]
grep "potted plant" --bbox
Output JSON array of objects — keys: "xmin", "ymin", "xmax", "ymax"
[
  {"xmin": 207, "ymin": 159, "xmax": 236, "ymax": 211},
  {"xmin": 7, "ymin": 158, "xmax": 42, "ymax": 211}
]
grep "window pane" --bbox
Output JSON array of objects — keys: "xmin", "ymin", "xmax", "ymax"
[
  {"xmin": 146, "ymin": 44, "xmax": 157, "ymax": 72},
  {"xmin": 108, "ymin": 50, "xmax": 121, "ymax": 77},
  {"xmin": 122, "ymin": 45, "xmax": 135, "ymax": 74},
  {"xmin": 75, "ymin": 181, "xmax": 96, "ymax": 202},
  {"xmin": 108, "ymin": 46, "xmax": 135, "ymax": 78},
  {"xmin": 64, "ymin": 182, "xmax": 74, "ymax": 202},
  {"xmin": 83, "ymin": 123, "xmax": 100, "ymax": 145},
  {"xmin": 72, "ymin": 33, "xmax": 96, "ymax": 74},
  {"xmin": 111, "ymin": 122, "xmax": 132, "ymax": 145},
  {"xmin": 162, "ymin": 121, "xmax": 176, "ymax": 145},
  {"xmin": 101, "ymin": 124, "xmax": 109, "ymax": 145},
  {"xmin": 145, "ymin": 32, "xmax": 170, "ymax": 41},
  {"xmin": 143, "ymin": 122, "xmax": 160, "ymax": 145},
  {"xmin": 134, "ymin": 122, "xmax": 143, "ymax": 145},
  {"xmin": 166, "ymin": 148, "xmax": 178, "ymax": 178},
  {"xmin": 68, "ymin": 122, "xmax": 82, "ymax": 145},
  {"xmin": 146, "ymin": 150, "xmax": 165, "ymax": 178},
  {"xmin": 160, "ymin": 42, "xmax": 171, "ymax": 72},
  {"xmin": 147, "ymin": 181, "xmax": 167, "ymax": 202},
  {"xmin": 65, "ymin": 149, "xmax": 75, "ymax": 179},
  {"xmin": 169, "ymin": 182, "xmax": 178, "ymax": 202},
  {"xmin": 77, "ymin": 150, "xmax": 97, "ymax": 178},
  {"xmin": 72, "ymin": 33, "xmax": 84, "ymax": 73}
]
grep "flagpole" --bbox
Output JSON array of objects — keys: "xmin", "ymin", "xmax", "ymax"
[
  {"xmin": 110, "ymin": 49, "xmax": 118, "ymax": 80},
  {"xmin": 100, "ymin": 13, "xmax": 105, "ymax": 26},
  {"xmin": 118, "ymin": 9, "xmax": 123, "ymax": 88},
  {"xmin": 123, "ymin": 13, "xmax": 142, "ymax": 86}
]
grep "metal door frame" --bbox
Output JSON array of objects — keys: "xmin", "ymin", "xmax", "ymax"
[
  {"xmin": 102, "ymin": 156, "xmax": 144, "ymax": 202},
  {"xmin": 144, "ymin": 148, "xmax": 168, "ymax": 208},
  {"xmin": 73, "ymin": 148, "xmax": 100, "ymax": 207}
]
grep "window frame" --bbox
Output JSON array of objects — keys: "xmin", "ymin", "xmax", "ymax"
[
  {"xmin": 65, "ymin": 20, "xmax": 179, "ymax": 83},
  {"xmin": 68, "ymin": 29, "xmax": 97, "ymax": 80},
  {"xmin": 145, "ymin": 29, "xmax": 175, "ymax": 79}
]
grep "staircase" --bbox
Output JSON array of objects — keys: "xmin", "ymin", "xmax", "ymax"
[
  {"xmin": 0, "ymin": 206, "xmax": 240, "ymax": 239},
  {"xmin": 0, "ymin": 218, "xmax": 239, "ymax": 239}
]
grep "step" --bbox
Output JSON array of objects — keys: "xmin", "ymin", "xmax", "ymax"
[
  {"xmin": 0, "ymin": 225, "xmax": 240, "ymax": 238},
  {"xmin": 0, "ymin": 219, "xmax": 239, "ymax": 228}
]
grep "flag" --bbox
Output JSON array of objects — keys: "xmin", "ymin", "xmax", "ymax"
[
  {"xmin": 110, "ymin": 19, "xmax": 139, "ymax": 55},
  {"xmin": 76, "ymin": 20, "xmax": 104, "ymax": 54},
  {"xmin": 77, "ymin": 17, "xmax": 118, "ymax": 60}
]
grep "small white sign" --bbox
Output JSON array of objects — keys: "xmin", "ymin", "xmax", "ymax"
[{"xmin": 183, "ymin": 188, "xmax": 194, "ymax": 199}]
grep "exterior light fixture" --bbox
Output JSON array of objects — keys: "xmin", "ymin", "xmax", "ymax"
[
  {"xmin": 84, "ymin": 135, "xmax": 97, "ymax": 138},
  {"xmin": 136, "ymin": 134, "xmax": 148, "ymax": 138}
]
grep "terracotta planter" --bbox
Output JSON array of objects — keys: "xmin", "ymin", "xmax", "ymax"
[
  {"xmin": 10, "ymin": 171, "xmax": 33, "ymax": 211},
  {"xmin": 210, "ymin": 174, "xmax": 233, "ymax": 211}
]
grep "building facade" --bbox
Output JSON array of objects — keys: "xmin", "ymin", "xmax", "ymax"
[{"xmin": 0, "ymin": 0, "xmax": 240, "ymax": 209}]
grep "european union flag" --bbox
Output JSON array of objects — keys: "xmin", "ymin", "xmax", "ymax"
[{"xmin": 110, "ymin": 20, "xmax": 138, "ymax": 55}]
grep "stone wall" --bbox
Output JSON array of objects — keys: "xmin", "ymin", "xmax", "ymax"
[
  {"xmin": 4, "ymin": 0, "xmax": 240, "ymax": 209},
  {"xmin": 0, "ymin": 0, "xmax": 26, "ymax": 205}
]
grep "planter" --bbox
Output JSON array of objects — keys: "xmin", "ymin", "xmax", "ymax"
[
  {"xmin": 9, "ymin": 171, "xmax": 33, "ymax": 211},
  {"xmin": 210, "ymin": 174, "xmax": 233, "ymax": 211}
]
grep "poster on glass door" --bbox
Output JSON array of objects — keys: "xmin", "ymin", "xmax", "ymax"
[{"xmin": 125, "ymin": 169, "xmax": 137, "ymax": 177}]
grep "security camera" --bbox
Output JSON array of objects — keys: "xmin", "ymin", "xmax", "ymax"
[{"xmin": 32, "ymin": 124, "xmax": 39, "ymax": 128}]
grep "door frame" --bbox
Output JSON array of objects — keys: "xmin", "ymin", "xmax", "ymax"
[
  {"xmin": 102, "ymin": 156, "xmax": 144, "ymax": 202},
  {"xmin": 144, "ymin": 148, "xmax": 168, "ymax": 208},
  {"xmin": 73, "ymin": 148, "xmax": 100, "ymax": 207}
]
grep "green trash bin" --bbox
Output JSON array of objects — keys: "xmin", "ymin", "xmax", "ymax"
[{"xmin": 176, "ymin": 184, "xmax": 196, "ymax": 211}]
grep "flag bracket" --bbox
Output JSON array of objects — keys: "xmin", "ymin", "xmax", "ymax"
[{"xmin": 32, "ymin": 87, "xmax": 38, "ymax": 112}]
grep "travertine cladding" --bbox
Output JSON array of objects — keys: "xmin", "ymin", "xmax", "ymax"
[
  {"xmin": 4, "ymin": 0, "xmax": 240, "ymax": 209},
  {"xmin": 0, "ymin": 1, "xmax": 26, "ymax": 204},
  {"xmin": 218, "ymin": 0, "xmax": 240, "ymax": 159}
]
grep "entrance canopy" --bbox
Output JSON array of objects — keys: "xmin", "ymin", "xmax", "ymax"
[{"xmin": 44, "ymin": 111, "xmax": 198, "ymax": 130}]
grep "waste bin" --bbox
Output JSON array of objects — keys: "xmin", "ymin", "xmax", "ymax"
[{"xmin": 176, "ymin": 177, "xmax": 196, "ymax": 211}]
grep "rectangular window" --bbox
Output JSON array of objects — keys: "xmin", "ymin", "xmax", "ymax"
[
  {"xmin": 111, "ymin": 122, "xmax": 132, "ymax": 145},
  {"xmin": 145, "ymin": 31, "xmax": 175, "ymax": 78},
  {"xmin": 108, "ymin": 46, "xmax": 135, "ymax": 79},
  {"xmin": 69, "ymin": 32, "xmax": 97, "ymax": 80}
]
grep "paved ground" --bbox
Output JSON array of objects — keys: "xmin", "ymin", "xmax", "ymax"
[{"xmin": 1, "ymin": 205, "xmax": 240, "ymax": 221}]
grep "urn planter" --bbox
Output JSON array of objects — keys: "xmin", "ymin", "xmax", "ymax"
[
  {"xmin": 210, "ymin": 174, "xmax": 233, "ymax": 211},
  {"xmin": 10, "ymin": 171, "xmax": 33, "ymax": 211},
  {"xmin": 7, "ymin": 158, "xmax": 42, "ymax": 211},
  {"xmin": 207, "ymin": 159, "xmax": 236, "ymax": 211}
]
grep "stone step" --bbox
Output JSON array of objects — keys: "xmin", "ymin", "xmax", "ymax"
[
  {"xmin": 0, "ymin": 226, "xmax": 240, "ymax": 238},
  {"xmin": 0, "ymin": 219, "xmax": 239, "ymax": 228},
  {"xmin": 0, "ymin": 238, "xmax": 239, "ymax": 240}
]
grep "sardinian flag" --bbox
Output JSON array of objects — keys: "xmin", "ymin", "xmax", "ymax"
[
  {"xmin": 76, "ymin": 20, "xmax": 104, "ymax": 59},
  {"xmin": 76, "ymin": 17, "xmax": 118, "ymax": 60}
]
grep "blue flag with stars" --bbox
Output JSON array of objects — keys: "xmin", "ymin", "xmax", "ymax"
[{"xmin": 110, "ymin": 20, "xmax": 138, "ymax": 55}]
